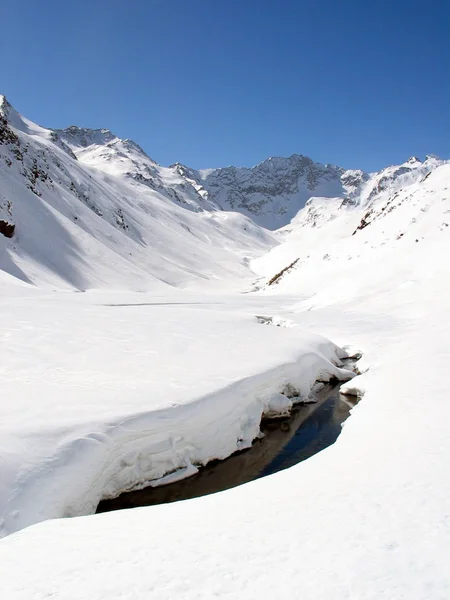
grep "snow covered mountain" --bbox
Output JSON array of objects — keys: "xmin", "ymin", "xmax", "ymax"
[
  {"xmin": 253, "ymin": 158, "xmax": 450, "ymax": 298},
  {"xmin": 0, "ymin": 94, "xmax": 447, "ymax": 291},
  {"xmin": 0, "ymin": 96, "xmax": 274, "ymax": 290},
  {"xmin": 174, "ymin": 152, "xmax": 444, "ymax": 230},
  {"xmin": 175, "ymin": 156, "xmax": 369, "ymax": 229}
]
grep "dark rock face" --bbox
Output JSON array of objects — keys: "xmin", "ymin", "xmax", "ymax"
[
  {"xmin": 0, "ymin": 220, "xmax": 15, "ymax": 238},
  {"xmin": 0, "ymin": 115, "xmax": 20, "ymax": 146},
  {"xmin": 268, "ymin": 258, "xmax": 300, "ymax": 286}
]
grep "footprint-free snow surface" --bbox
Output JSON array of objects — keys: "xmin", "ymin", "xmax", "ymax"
[{"xmin": 1, "ymin": 99, "xmax": 450, "ymax": 600}]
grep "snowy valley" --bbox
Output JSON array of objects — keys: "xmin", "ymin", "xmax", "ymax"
[{"xmin": 1, "ymin": 96, "xmax": 450, "ymax": 600}]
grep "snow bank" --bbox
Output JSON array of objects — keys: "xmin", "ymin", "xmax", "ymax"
[{"xmin": 0, "ymin": 288, "xmax": 352, "ymax": 537}]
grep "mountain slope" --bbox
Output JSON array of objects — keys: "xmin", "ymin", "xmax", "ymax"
[
  {"xmin": 252, "ymin": 161, "xmax": 450, "ymax": 301},
  {"xmin": 0, "ymin": 96, "xmax": 274, "ymax": 290},
  {"xmin": 1, "ymin": 95, "xmax": 447, "ymax": 291},
  {"xmin": 174, "ymin": 153, "xmax": 443, "ymax": 230},
  {"xmin": 192, "ymin": 155, "xmax": 368, "ymax": 229}
]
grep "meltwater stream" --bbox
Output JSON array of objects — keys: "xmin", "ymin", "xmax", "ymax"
[{"xmin": 97, "ymin": 384, "xmax": 358, "ymax": 514}]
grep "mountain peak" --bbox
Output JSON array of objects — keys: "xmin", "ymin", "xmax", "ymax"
[
  {"xmin": 55, "ymin": 126, "xmax": 155, "ymax": 164},
  {"xmin": 255, "ymin": 153, "xmax": 314, "ymax": 170},
  {"xmin": 0, "ymin": 95, "xmax": 27, "ymax": 132},
  {"xmin": 56, "ymin": 126, "xmax": 117, "ymax": 148}
]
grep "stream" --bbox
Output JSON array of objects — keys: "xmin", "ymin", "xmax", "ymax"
[{"xmin": 97, "ymin": 383, "xmax": 358, "ymax": 513}]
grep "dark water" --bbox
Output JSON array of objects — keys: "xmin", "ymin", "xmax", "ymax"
[{"xmin": 97, "ymin": 384, "xmax": 358, "ymax": 514}]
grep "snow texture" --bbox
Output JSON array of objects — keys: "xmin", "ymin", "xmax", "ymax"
[{"xmin": 0, "ymin": 288, "xmax": 352, "ymax": 536}]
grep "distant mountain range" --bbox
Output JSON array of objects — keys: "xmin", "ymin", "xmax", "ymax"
[{"xmin": 0, "ymin": 94, "xmax": 447, "ymax": 289}]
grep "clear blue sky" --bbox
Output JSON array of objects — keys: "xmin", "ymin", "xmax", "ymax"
[{"xmin": 2, "ymin": 0, "xmax": 449, "ymax": 171}]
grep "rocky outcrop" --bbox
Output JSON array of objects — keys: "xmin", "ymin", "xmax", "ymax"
[{"xmin": 0, "ymin": 219, "xmax": 15, "ymax": 238}]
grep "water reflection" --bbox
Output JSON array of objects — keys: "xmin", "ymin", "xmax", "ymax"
[{"xmin": 97, "ymin": 384, "xmax": 358, "ymax": 514}]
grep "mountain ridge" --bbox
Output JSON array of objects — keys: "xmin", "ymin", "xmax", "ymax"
[
  {"xmin": 0, "ymin": 96, "xmax": 274, "ymax": 290},
  {"xmin": 1, "ymin": 95, "xmax": 447, "ymax": 291},
  {"xmin": 2, "ymin": 94, "xmax": 443, "ymax": 229}
]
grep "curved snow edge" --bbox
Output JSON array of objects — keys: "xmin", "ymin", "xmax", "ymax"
[{"xmin": 1, "ymin": 341, "xmax": 354, "ymax": 537}]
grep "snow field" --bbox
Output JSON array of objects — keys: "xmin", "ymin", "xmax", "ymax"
[
  {"xmin": 0, "ymin": 289, "xmax": 353, "ymax": 537},
  {"xmin": 2, "ymin": 270, "xmax": 450, "ymax": 599}
]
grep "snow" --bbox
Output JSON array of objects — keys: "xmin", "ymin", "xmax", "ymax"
[
  {"xmin": 0, "ymin": 287, "xmax": 352, "ymax": 537},
  {"xmin": 0, "ymin": 99, "xmax": 275, "ymax": 291},
  {"xmin": 196, "ymin": 154, "xmax": 356, "ymax": 229},
  {"xmin": 2, "ymin": 271, "xmax": 450, "ymax": 599},
  {"xmin": 1, "ymin": 99, "xmax": 450, "ymax": 599}
]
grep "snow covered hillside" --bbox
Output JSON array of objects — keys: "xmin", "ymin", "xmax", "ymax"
[
  {"xmin": 179, "ymin": 155, "xmax": 369, "ymax": 229},
  {"xmin": 0, "ymin": 95, "xmax": 274, "ymax": 291},
  {"xmin": 2, "ymin": 93, "xmax": 446, "ymax": 294},
  {"xmin": 252, "ymin": 159, "xmax": 450, "ymax": 300},
  {"xmin": 175, "ymin": 153, "xmax": 443, "ymax": 230}
]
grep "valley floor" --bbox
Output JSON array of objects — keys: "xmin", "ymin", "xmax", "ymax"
[{"xmin": 1, "ymin": 264, "xmax": 449, "ymax": 599}]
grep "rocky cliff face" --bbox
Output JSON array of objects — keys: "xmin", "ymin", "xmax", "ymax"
[{"xmin": 171, "ymin": 155, "xmax": 369, "ymax": 229}]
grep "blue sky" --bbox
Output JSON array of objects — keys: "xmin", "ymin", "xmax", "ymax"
[{"xmin": 2, "ymin": 0, "xmax": 449, "ymax": 171}]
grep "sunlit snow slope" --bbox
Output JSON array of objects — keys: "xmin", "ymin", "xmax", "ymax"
[
  {"xmin": 2, "ymin": 95, "xmax": 446, "ymax": 293},
  {"xmin": 253, "ymin": 158, "xmax": 449, "ymax": 301},
  {"xmin": 0, "ymin": 96, "xmax": 274, "ymax": 291}
]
